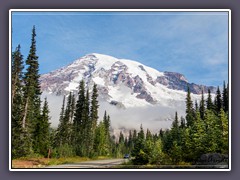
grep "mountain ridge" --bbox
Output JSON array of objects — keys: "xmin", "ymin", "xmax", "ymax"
[
  {"xmin": 39, "ymin": 53, "xmax": 217, "ymax": 130},
  {"xmin": 40, "ymin": 53, "xmax": 216, "ymax": 108}
]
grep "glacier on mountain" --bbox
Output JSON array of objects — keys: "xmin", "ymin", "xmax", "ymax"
[{"xmin": 40, "ymin": 53, "xmax": 216, "ymax": 132}]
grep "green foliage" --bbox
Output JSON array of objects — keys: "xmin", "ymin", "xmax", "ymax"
[
  {"xmin": 94, "ymin": 121, "xmax": 108, "ymax": 156},
  {"xmin": 57, "ymin": 144, "xmax": 76, "ymax": 158},
  {"xmin": 11, "ymin": 26, "xmax": 229, "ymax": 164},
  {"xmin": 186, "ymin": 87, "xmax": 194, "ymax": 127},
  {"xmin": 222, "ymin": 81, "xmax": 229, "ymax": 113},
  {"xmin": 55, "ymin": 93, "xmax": 72, "ymax": 147},
  {"xmin": 32, "ymin": 98, "xmax": 51, "ymax": 157},
  {"xmin": 206, "ymin": 89, "xmax": 214, "ymax": 111},
  {"xmin": 199, "ymin": 90, "xmax": 205, "ymax": 120},
  {"xmin": 12, "ymin": 26, "xmax": 53, "ymax": 158},
  {"xmin": 215, "ymin": 86, "xmax": 222, "ymax": 114},
  {"xmin": 220, "ymin": 109, "xmax": 228, "ymax": 153}
]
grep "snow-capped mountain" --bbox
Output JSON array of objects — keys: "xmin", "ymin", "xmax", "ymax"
[{"xmin": 40, "ymin": 53, "xmax": 216, "ymax": 131}]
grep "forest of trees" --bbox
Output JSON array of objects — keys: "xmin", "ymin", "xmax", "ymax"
[
  {"xmin": 128, "ymin": 85, "xmax": 229, "ymax": 165},
  {"xmin": 11, "ymin": 26, "xmax": 229, "ymax": 166},
  {"xmin": 11, "ymin": 26, "xmax": 134, "ymax": 159}
]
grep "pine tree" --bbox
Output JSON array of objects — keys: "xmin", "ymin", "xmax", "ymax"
[
  {"xmin": 32, "ymin": 98, "xmax": 51, "ymax": 156},
  {"xmin": 186, "ymin": 87, "xmax": 194, "ymax": 127},
  {"xmin": 22, "ymin": 26, "xmax": 42, "ymax": 131},
  {"xmin": 171, "ymin": 111, "xmax": 180, "ymax": 142},
  {"xmin": 70, "ymin": 94, "xmax": 75, "ymax": 123},
  {"xmin": 73, "ymin": 80, "xmax": 85, "ymax": 155},
  {"xmin": 191, "ymin": 111, "xmax": 206, "ymax": 160},
  {"xmin": 170, "ymin": 141, "xmax": 182, "ymax": 164},
  {"xmin": 103, "ymin": 111, "xmax": 110, "ymax": 137},
  {"xmin": 219, "ymin": 109, "xmax": 228, "ymax": 153},
  {"xmin": 132, "ymin": 125, "xmax": 148, "ymax": 165},
  {"xmin": 204, "ymin": 110, "xmax": 222, "ymax": 153},
  {"xmin": 89, "ymin": 83, "xmax": 99, "ymax": 156},
  {"xmin": 11, "ymin": 44, "xmax": 24, "ymax": 105},
  {"xmin": 180, "ymin": 116, "xmax": 186, "ymax": 129},
  {"xmin": 54, "ymin": 95, "xmax": 65, "ymax": 147},
  {"xmin": 56, "ymin": 93, "xmax": 72, "ymax": 146},
  {"xmin": 55, "ymin": 93, "xmax": 76, "ymax": 157},
  {"xmin": 206, "ymin": 89, "xmax": 214, "ymax": 111},
  {"xmin": 214, "ymin": 86, "xmax": 222, "ymax": 114},
  {"xmin": 222, "ymin": 81, "xmax": 229, "ymax": 113},
  {"xmin": 195, "ymin": 100, "xmax": 199, "ymax": 112},
  {"xmin": 119, "ymin": 131, "xmax": 125, "ymax": 144},
  {"xmin": 159, "ymin": 129, "xmax": 164, "ymax": 139},
  {"xmin": 146, "ymin": 129, "xmax": 153, "ymax": 141},
  {"xmin": 11, "ymin": 45, "xmax": 30, "ymax": 158},
  {"xmin": 90, "ymin": 83, "xmax": 99, "ymax": 133},
  {"xmin": 128, "ymin": 130, "xmax": 134, "ymax": 152},
  {"xmin": 199, "ymin": 89, "xmax": 205, "ymax": 120},
  {"xmin": 79, "ymin": 89, "xmax": 90, "ymax": 156},
  {"xmin": 94, "ymin": 121, "xmax": 107, "ymax": 156}
]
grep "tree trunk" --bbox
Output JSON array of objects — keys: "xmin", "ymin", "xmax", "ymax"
[{"xmin": 22, "ymin": 97, "xmax": 29, "ymax": 129}]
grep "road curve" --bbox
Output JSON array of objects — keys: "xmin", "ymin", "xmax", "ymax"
[{"xmin": 45, "ymin": 159, "xmax": 125, "ymax": 169}]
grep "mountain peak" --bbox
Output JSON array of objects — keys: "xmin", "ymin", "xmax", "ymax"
[{"xmin": 40, "ymin": 53, "xmax": 216, "ymax": 107}]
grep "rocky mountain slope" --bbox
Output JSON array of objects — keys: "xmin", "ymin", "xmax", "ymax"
[
  {"xmin": 40, "ymin": 53, "xmax": 216, "ymax": 130},
  {"xmin": 40, "ymin": 53, "xmax": 215, "ymax": 108}
]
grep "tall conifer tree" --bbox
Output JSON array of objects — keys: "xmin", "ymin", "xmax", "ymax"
[
  {"xmin": 22, "ymin": 26, "xmax": 42, "ymax": 132},
  {"xmin": 186, "ymin": 87, "xmax": 194, "ymax": 127},
  {"xmin": 222, "ymin": 81, "xmax": 229, "ymax": 113},
  {"xmin": 33, "ymin": 98, "xmax": 51, "ymax": 156},
  {"xmin": 73, "ymin": 80, "xmax": 86, "ymax": 155},
  {"xmin": 215, "ymin": 86, "xmax": 222, "ymax": 114},
  {"xmin": 11, "ymin": 45, "xmax": 31, "ymax": 158},
  {"xmin": 206, "ymin": 89, "xmax": 214, "ymax": 111},
  {"xmin": 199, "ymin": 89, "xmax": 205, "ymax": 120}
]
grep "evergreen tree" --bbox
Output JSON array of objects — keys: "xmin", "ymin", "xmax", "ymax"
[
  {"xmin": 73, "ymin": 80, "xmax": 85, "ymax": 155},
  {"xmin": 54, "ymin": 95, "xmax": 65, "ymax": 147},
  {"xmin": 11, "ymin": 44, "xmax": 24, "ymax": 105},
  {"xmin": 90, "ymin": 83, "xmax": 99, "ymax": 132},
  {"xmin": 132, "ymin": 125, "xmax": 148, "ymax": 165},
  {"xmin": 219, "ymin": 109, "xmax": 228, "ymax": 153},
  {"xmin": 185, "ymin": 87, "xmax": 194, "ymax": 127},
  {"xmin": 82, "ymin": 89, "xmax": 90, "ymax": 156},
  {"xmin": 119, "ymin": 131, "xmax": 125, "ymax": 144},
  {"xmin": 204, "ymin": 110, "xmax": 222, "ymax": 153},
  {"xmin": 222, "ymin": 81, "xmax": 229, "ymax": 113},
  {"xmin": 199, "ymin": 89, "xmax": 205, "ymax": 120},
  {"xmin": 11, "ymin": 45, "xmax": 30, "ymax": 158},
  {"xmin": 170, "ymin": 141, "xmax": 182, "ymax": 163},
  {"xmin": 32, "ymin": 98, "xmax": 51, "ymax": 156},
  {"xmin": 128, "ymin": 130, "xmax": 134, "ymax": 152},
  {"xmin": 206, "ymin": 89, "xmax": 214, "ymax": 111},
  {"xmin": 70, "ymin": 94, "xmax": 75, "ymax": 123},
  {"xmin": 103, "ymin": 111, "xmax": 110, "ymax": 136},
  {"xmin": 171, "ymin": 112, "xmax": 180, "ymax": 143},
  {"xmin": 195, "ymin": 100, "xmax": 199, "ymax": 112},
  {"xmin": 191, "ymin": 111, "xmax": 206, "ymax": 160},
  {"xmin": 180, "ymin": 116, "xmax": 186, "ymax": 129},
  {"xmin": 146, "ymin": 129, "xmax": 153, "ymax": 141},
  {"xmin": 214, "ymin": 86, "xmax": 222, "ymax": 114},
  {"xmin": 94, "ymin": 121, "xmax": 107, "ymax": 156},
  {"xmin": 22, "ymin": 26, "xmax": 42, "ymax": 132},
  {"xmin": 55, "ymin": 93, "xmax": 75, "ymax": 157},
  {"xmin": 159, "ymin": 129, "xmax": 164, "ymax": 139},
  {"xmin": 56, "ymin": 93, "xmax": 72, "ymax": 147},
  {"xmin": 89, "ymin": 83, "xmax": 99, "ymax": 156}
]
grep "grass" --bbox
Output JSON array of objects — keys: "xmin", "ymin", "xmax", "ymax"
[{"xmin": 12, "ymin": 156, "xmax": 111, "ymax": 168}]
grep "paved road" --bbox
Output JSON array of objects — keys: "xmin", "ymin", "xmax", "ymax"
[{"xmin": 45, "ymin": 159, "xmax": 126, "ymax": 169}]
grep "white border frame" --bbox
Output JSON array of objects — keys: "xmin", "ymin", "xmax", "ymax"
[{"xmin": 9, "ymin": 9, "xmax": 231, "ymax": 172}]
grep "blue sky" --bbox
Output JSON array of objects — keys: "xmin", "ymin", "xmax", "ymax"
[{"xmin": 11, "ymin": 11, "xmax": 229, "ymax": 87}]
